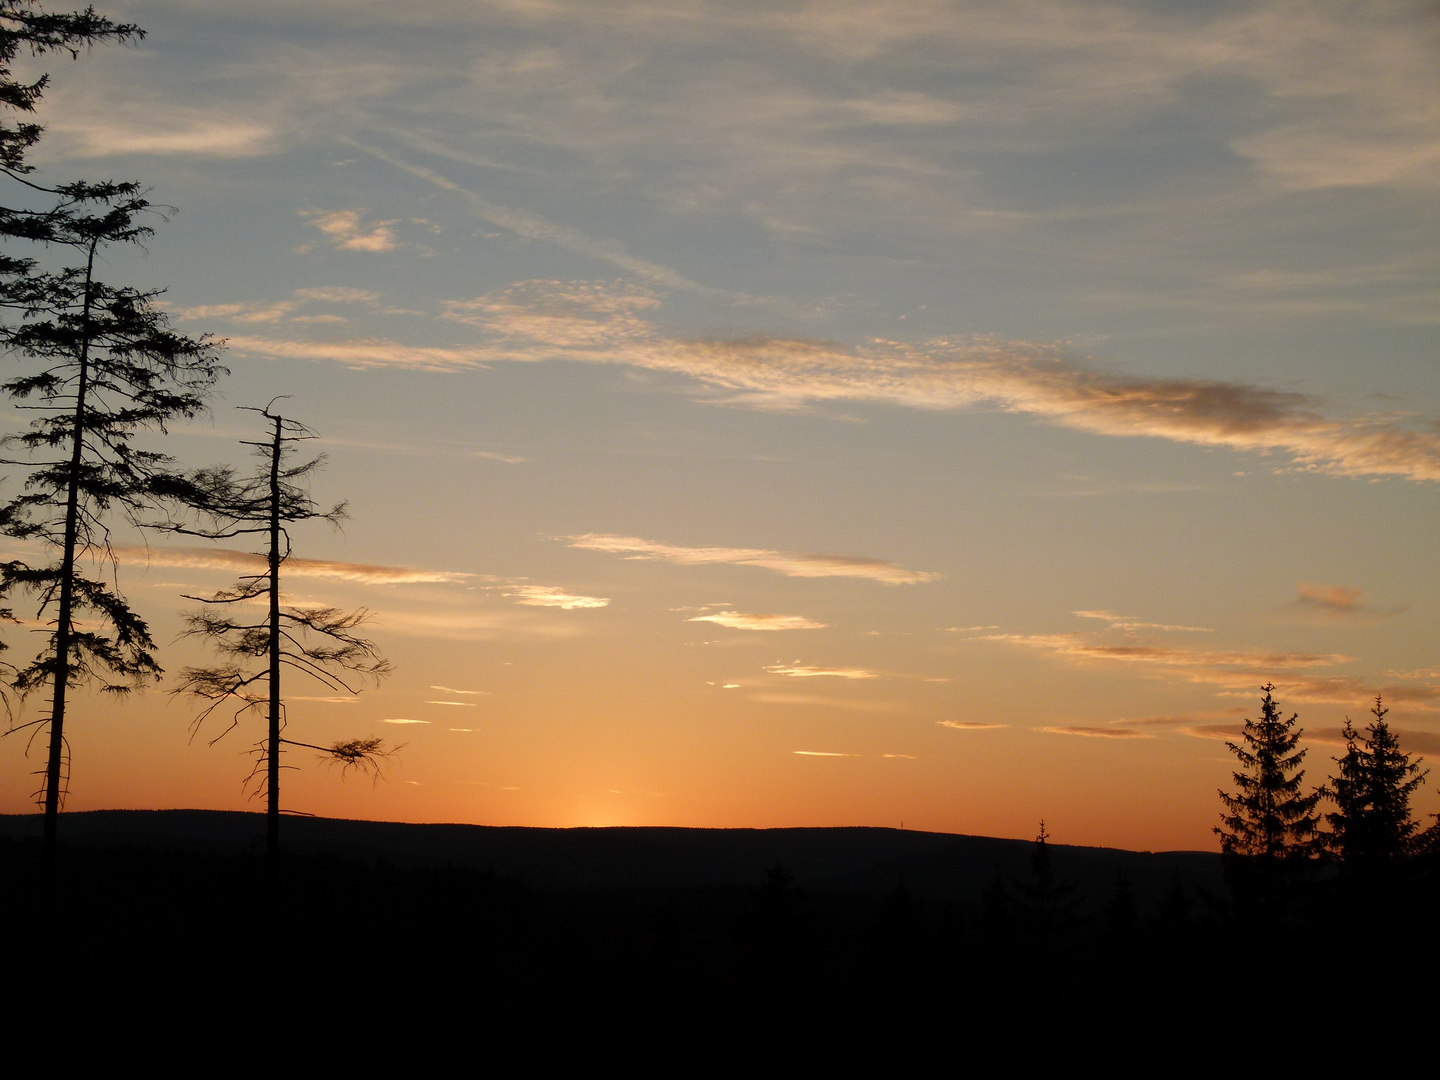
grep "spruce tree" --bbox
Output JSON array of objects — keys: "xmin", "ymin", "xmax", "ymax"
[
  {"xmin": 1215, "ymin": 684, "xmax": 1322, "ymax": 906},
  {"xmin": 3, "ymin": 3, "xmax": 142, "ymax": 259},
  {"xmin": 0, "ymin": 183, "xmax": 223, "ymax": 861},
  {"xmin": 1325, "ymin": 694, "xmax": 1426, "ymax": 871}
]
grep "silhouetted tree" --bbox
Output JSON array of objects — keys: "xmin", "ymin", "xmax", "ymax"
[
  {"xmin": 2, "ymin": 3, "xmax": 140, "ymax": 178},
  {"xmin": 3, "ymin": 4, "xmax": 142, "ymax": 320},
  {"xmin": 174, "ymin": 404, "xmax": 392, "ymax": 867},
  {"xmin": 1215, "ymin": 684, "xmax": 1322, "ymax": 910},
  {"xmin": 0, "ymin": 183, "xmax": 223, "ymax": 862},
  {"xmin": 1011, "ymin": 821, "xmax": 1082, "ymax": 961},
  {"xmin": 1325, "ymin": 694, "xmax": 1426, "ymax": 873}
]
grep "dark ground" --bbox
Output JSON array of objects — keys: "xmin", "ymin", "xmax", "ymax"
[{"xmin": 4, "ymin": 810, "xmax": 1424, "ymax": 1045}]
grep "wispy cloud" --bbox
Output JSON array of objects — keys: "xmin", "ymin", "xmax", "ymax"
[
  {"xmin": 973, "ymin": 629, "xmax": 1440, "ymax": 714},
  {"xmin": 430, "ymin": 685, "xmax": 488, "ymax": 696},
  {"xmin": 938, "ymin": 719, "xmax": 1007, "ymax": 731},
  {"xmin": 176, "ymin": 287, "xmax": 383, "ymax": 327},
  {"xmin": 765, "ymin": 663, "xmax": 877, "ymax": 679},
  {"xmin": 504, "ymin": 584, "xmax": 609, "ymax": 609},
  {"xmin": 689, "ymin": 611, "xmax": 825, "ymax": 631},
  {"xmin": 224, "ymin": 281, "xmax": 1440, "ymax": 481},
  {"xmin": 1284, "ymin": 582, "xmax": 1405, "ymax": 625},
  {"xmin": 302, "ymin": 208, "xmax": 399, "ymax": 252},
  {"xmin": 1038, "ymin": 725, "xmax": 1156, "ymax": 739},
  {"xmin": 388, "ymin": 279, "xmax": 1440, "ymax": 482},
  {"xmin": 793, "ymin": 750, "xmax": 859, "ymax": 757},
  {"xmin": 50, "ymin": 115, "xmax": 273, "ymax": 157},
  {"xmin": 227, "ymin": 335, "xmax": 493, "ymax": 372},
  {"xmin": 293, "ymin": 286, "xmax": 381, "ymax": 304},
  {"xmin": 425, "ymin": 700, "xmax": 477, "ymax": 707},
  {"xmin": 115, "ymin": 545, "xmax": 470, "ymax": 585},
  {"xmin": 379, "ymin": 718, "xmax": 429, "ymax": 725},
  {"xmin": 974, "ymin": 633, "xmax": 1350, "ymax": 673},
  {"xmin": 1073, "ymin": 610, "xmax": 1212, "ymax": 633},
  {"xmin": 567, "ymin": 533, "xmax": 936, "ymax": 585},
  {"xmin": 349, "ymin": 141, "xmax": 712, "ymax": 292}
]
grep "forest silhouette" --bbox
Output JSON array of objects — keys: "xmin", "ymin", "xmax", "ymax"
[{"xmin": 2, "ymin": 2, "xmax": 1436, "ymax": 1022}]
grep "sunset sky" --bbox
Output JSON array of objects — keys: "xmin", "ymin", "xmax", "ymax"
[{"xmin": 1, "ymin": 0, "xmax": 1436, "ymax": 850}]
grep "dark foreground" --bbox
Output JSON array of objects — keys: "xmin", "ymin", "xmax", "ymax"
[{"xmin": 4, "ymin": 811, "xmax": 1429, "ymax": 1044}]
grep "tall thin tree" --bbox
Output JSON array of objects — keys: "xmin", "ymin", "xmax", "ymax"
[
  {"xmin": 0, "ymin": 183, "xmax": 223, "ymax": 862},
  {"xmin": 174, "ymin": 404, "xmax": 393, "ymax": 865}
]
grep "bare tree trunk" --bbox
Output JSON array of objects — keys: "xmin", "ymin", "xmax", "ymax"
[
  {"xmin": 266, "ymin": 413, "xmax": 281, "ymax": 870},
  {"xmin": 41, "ymin": 237, "xmax": 98, "ymax": 871}
]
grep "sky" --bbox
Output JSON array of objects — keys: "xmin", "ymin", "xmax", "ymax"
[{"xmin": 1, "ymin": 0, "xmax": 1436, "ymax": 850}]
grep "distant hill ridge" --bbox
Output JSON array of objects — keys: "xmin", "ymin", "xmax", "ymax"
[{"xmin": 0, "ymin": 809, "xmax": 1221, "ymax": 904}]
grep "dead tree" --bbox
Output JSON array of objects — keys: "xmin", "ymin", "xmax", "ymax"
[{"xmin": 174, "ymin": 402, "xmax": 392, "ymax": 866}]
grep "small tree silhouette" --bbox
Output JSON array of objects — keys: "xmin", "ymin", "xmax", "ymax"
[
  {"xmin": 1215, "ymin": 684, "xmax": 1322, "ymax": 912},
  {"xmin": 1326, "ymin": 694, "xmax": 1427, "ymax": 874},
  {"xmin": 174, "ymin": 404, "xmax": 393, "ymax": 867},
  {"xmin": 1011, "ymin": 821, "xmax": 1081, "ymax": 962}
]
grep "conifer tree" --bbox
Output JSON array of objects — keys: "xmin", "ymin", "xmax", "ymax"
[
  {"xmin": 1011, "ymin": 821, "xmax": 1081, "ymax": 959},
  {"xmin": 1215, "ymin": 684, "xmax": 1322, "ymax": 904},
  {"xmin": 0, "ymin": 183, "xmax": 223, "ymax": 861},
  {"xmin": 2, "ymin": 3, "xmax": 141, "ymax": 263},
  {"xmin": 1, "ymin": 2, "xmax": 140, "ymax": 177},
  {"xmin": 1325, "ymin": 694, "xmax": 1426, "ymax": 870},
  {"xmin": 174, "ymin": 404, "xmax": 393, "ymax": 867}
]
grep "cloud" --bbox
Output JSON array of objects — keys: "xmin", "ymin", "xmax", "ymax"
[
  {"xmin": 974, "ymin": 632, "xmax": 1350, "ymax": 673},
  {"xmin": 425, "ymin": 700, "xmax": 477, "ymax": 707},
  {"xmin": 1038, "ymin": 725, "xmax": 1156, "ymax": 739},
  {"xmin": 176, "ymin": 301, "xmax": 299, "ymax": 324},
  {"xmin": 302, "ymin": 209, "xmax": 399, "ymax": 252},
  {"xmin": 765, "ymin": 663, "xmax": 877, "ymax": 679},
  {"xmin": 114, "ymin": 545, "xmax": 470, "ymax": 586},
  {"xmin": 689, "ymin": 611, "xmax": 825, "ymax": 631},
  {"xmin": 938, "ymin": 720, "xmax": 1006, "ymax": 730},
  {"xmin": 379, "ymin": 718, "xmax": 429, "ymax": 725},
  {"xmin": 49, "ymin": 116, "xmax": 273, "ymax": 157},
  {"xmin": 1393, "ymin": 729, "xmax": 1440, "ymax": 756},
  {"xmin": 1286, "ymin": 582, "xmax": 1405, "ymax": 625},
  {"xmin": 225, "ymin": 289, "xmax": 1440, "ymax": 482},
  {"xmin": 504, "ymin": 584, "xmax": 610, "ymax": 609},
  {"xmin": 793, "ymin": 750, "xmax": 859, "ymax": 757},
  {"xmin": 434, "ymin": 280, "xmax": 1440, "ymax": 482},
  {"xmin": 430, "ymin": 685, "xmax": 488, "ymax": 696},
  {"xmin": 348, "ymin": 141, "xmax": 713, "ymax": 293},
  {"xmin": 176, "ymin": 288, "xmax": 382, "ymax": 327},
  {"xmin": 1073, "ymin": 610, "xmax": 1212, "ymax": 633},
  {"xmin": 228, "ymin": 335, "xmax": 493, "ymax": 372},
  {"xmin": 292, "ymin": 287, "xmax": 381, "ymax": 304},
  {"xmin": 374, "ymin": 608, "xmax": 585, "ymax": 641},
  {"xmin": 567, "ymin": 533, "xmax": 936, "ymax": 585},
  {"xmin": 977, "ymin": 629, "xmax": 1440, "ymax": 715}
]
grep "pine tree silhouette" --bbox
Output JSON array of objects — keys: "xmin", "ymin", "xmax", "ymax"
[
  {"xmin": 1215, "ymin": 684, "xmax": 1322, "ymax": 912},
  {"xmin": 1325, "ymin": 694, "xmax": 1427, "ymax": 875}
]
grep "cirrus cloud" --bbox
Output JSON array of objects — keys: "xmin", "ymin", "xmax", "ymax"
[
  {"xmin": 689, "ymin": 611, "xmax": 825, "ymax": 631},
  {"xmin": 567, "ymin": 533, "xmax": 936, "ymax": 585}
]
